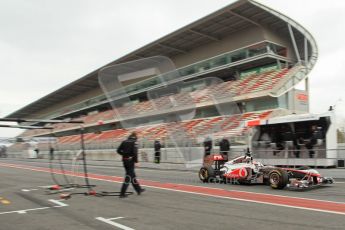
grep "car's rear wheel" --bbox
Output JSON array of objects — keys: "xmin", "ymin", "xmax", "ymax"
[
  {"xmin": 269, "ymin": 169, "xmax": 288, "ymax": 189},
  {"xmin": 199, "ymin": 166, "xmax": 215, "ymax": 183}
]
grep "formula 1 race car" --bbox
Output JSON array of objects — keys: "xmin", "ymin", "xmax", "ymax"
[{"xmin": 198, "ymin": 154, "xmax": 334, "ymax": 189}]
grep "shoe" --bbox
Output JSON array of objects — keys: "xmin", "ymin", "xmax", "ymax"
[
  {"xmin": 137, "ymin": 188, "xmax": 146, "ymax": 195},
  {"xmin": 119, "ymin": 194, "xmax": 128, "ymax": 198}
]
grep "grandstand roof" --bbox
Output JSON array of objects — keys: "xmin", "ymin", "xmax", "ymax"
[{"xmin": 7, "ymin": 0, "xmax": 316, "ymax": 119}]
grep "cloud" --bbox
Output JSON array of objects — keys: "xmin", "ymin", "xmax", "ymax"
[
  {"xmin": 0, "ymin": 0, "xmax": 345, "ymax": 138},
  {"xmin": 257, "ymin": 0, "xmax": 345, "ymax": 113},
  {"xmin": 0, "ymin": 0, "xmax": 232, "ymax": 137}
]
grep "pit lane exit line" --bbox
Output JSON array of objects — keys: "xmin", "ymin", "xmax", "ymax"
[
  {"xmin": 96, "ymin": 217, "xmax": 135, "ymax": 230},
  {"xmin": 1, "ymin": 162, "xmax": 344, "ymax": 215},
  {"xmin": 0, "ymin": 199, "xmax": 68, "ymax": 215}
]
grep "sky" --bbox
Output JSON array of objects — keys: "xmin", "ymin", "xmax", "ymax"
[{"xmin": 0, "ymin": 0, "xmax": 345, "ymax": 138}]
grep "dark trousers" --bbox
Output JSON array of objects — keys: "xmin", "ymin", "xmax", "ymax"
[
  {"xmin": 294, "ymin": 145, "xmax": 301, "ymax": 158},
  {"xmin": 306, "ymin": 143, "xmax": 315, "ymax": 158},
  {"xmin": 154, "ymin": 151, "xmax": 161, "ymax": 164},
  {"xmin": 204, "ymin": 150, "xmax": 211, "ymax": 157},
  {"xmin": 120, "ymin": 159, "xmax": 141, "ymax": 195},
  {"xmin": 220, "ymin": 150, "xmax": 229, "ymax": 155}
]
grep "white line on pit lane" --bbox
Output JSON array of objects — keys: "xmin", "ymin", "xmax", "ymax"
[
  {"xmin": 37, "ymin": 185, "xmax": 55, "ymax": 188},
  {"xmin": 49, "ymin": 199, "xmax": 69, "ymax": 207},
  {"xmin": 0, "ymin": 207, "xmax": 51, "ymax": 215},
  {"xmin": 0, "ymin": 199, "xmax": 68, "ymax": 215},
  {"xmin": 96, "ymin": 217, "xmax": 135, "ymax": 230},
  {"xmin": 4, "ymin": 162, "xmax": 344, "ymax": 215},
  {"xmin": 21, "ymin": 189, "xmax": 38, "ymax": 192}
]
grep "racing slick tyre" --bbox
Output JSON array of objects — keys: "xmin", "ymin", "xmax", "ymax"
[
  {"xmin": 199, "ymin": 166, "xmax": 215, "ymax": 183},
  {"xmin": 269, "ymin": 169, "xmax": 289, "ymax": 189}
]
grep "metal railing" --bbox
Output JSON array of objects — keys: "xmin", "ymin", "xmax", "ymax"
[{"xmin": 4, "ymin": 146, "xmax": 345, "ymax": 169}]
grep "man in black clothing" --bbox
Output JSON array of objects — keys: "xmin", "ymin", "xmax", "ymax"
[
  {"xmin": 293, "ymin": 135, "xmax": 302, "ymax": 158},
  {"xmin": 219, "ymin": 138, "xmax": 230, "ymax": 157},
  {"xmin": 154, "ymin": 140, "xmax": 161, "ymax": 164},
  {"xmin": 117, "ymin": 132, "xmax": 145, "ymax": 198},
  {"xmin": 271, "ymin": 127, "xmax": 284, "ymax": 156},
  {"xmin": 306, "ymin": 126, "xmax": 320, "ymax": 158},
  {"xmin": 34, "ymin": 147, "xmax": 40, "ymax": 158},
  {"xmin": 203, "ymin": 136, "xmax": 213, "ymax": 157},
  {"xmin": 49, "ymin": 147, "xmax": 55, "ymax": 160}
]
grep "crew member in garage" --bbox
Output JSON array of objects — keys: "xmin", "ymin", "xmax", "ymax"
[
  {"xmin": 271, "ymin": 126, "xmax": 284, "ymax": 156},
  {"xmin": 117, "ymin": 132, "xmax": 145, "ymax": 198},
  {"xmin": 306, "ymin": 126, "xmax": 322, "ymax": 158},
  {"xmin": 203, "ymin": 136, "xmax": 213, "ymax": 157},
  {"xmin": 154, "ymin": 139, "xmax": 162, "ymax": 164},
  {"xmin": 219, "ymin": 137, "xmax": 230, "ymax": 159}
]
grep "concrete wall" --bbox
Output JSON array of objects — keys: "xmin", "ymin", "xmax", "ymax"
[{"xmin": 6, "ymin": 146, "xmax": 245, "ymax": 164}]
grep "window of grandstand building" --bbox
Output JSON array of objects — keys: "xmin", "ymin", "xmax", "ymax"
[
  {"xmin": 245, "ymin": 97, "xmax": 279, "ymax": 112},
  {"xmin": 195, "ymin": 107, "xmax": 220, "ymax": 119},
  {"xmin": 248, "ymin": 42, "xmax": 267, "ymax": 57},
  {"xmin": 268, "ymin": 42, "xmax": 288, "ymax": 57},
  {"xmin": 231, "ymin": 51, "xmax": 246, "ymax": 62}
]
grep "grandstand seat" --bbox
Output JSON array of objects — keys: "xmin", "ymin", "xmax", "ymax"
[
  {"xmin": 51, "ymin": 108, "xmax": 278, "ymax": 151},
  {"xmin": 48, "ymin": 68, "xmax": 291, "ymax": 132},
  {"xmin": 19, "ymin": 67, "xmax": 293, "ymax": 141}
]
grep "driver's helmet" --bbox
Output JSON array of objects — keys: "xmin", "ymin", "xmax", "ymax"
[{"xmin": 243, "ymin": 155, "xmax": 252, "ymax": 163}]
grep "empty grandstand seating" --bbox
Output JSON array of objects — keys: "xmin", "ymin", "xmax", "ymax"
[
  {"xmin": 19, "ymin": 67, "xmax": 291, "ymax": 137},
  {"xmin": 60, "ymin": 67, "xmax": 286, "ymax": 125},
  {"xmin": 50, "ymin": 109, "xmax": 275, "ymax": 149}
]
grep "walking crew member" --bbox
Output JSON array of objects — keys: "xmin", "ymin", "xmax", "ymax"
[
  {"xmin": 117, "ymin": 132, "xmax": 145, "ymax": 198},
  {"xmin": 154, "ymin": 139, "xmax": 161, "ymax": 164}
]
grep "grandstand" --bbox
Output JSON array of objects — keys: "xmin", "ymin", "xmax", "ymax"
[{"xmin": 7, "ymin": 0, "xmax": 340, "ymax": 167}]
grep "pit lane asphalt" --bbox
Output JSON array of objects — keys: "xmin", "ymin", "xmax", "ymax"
[{"xmin": 1, "ymin": 159, "xmax": 344, "ymax": 230}]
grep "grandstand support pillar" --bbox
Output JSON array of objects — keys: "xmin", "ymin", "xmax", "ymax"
[
  {"xmin": 287, "ymin": 23, "xmax": 301, "ymax": 63},
  {"xmin": 276, "ymin": 58, "xmax": 282, "ymax": 69},
  {"xmin": 304, "ymin": 37, "xmax": 309, "ymax": 66},
  {"xmin": 306, "ymin": 77, "xmax": 309, "ymax": 93},
  {"xmin": 246, "ymin": 128, "xmax": 253, "ymax": 154},
  {"xmin": 292, "ymin": 78, "xmax": 296, "ymax": 114},
  {"xmin": 306, "ymin": 77, "xmax": 310, "ymax": 113}
]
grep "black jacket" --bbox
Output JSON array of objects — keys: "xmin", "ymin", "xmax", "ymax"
[
  {"xmin": 219, "ymin": 139, "xmax": 230, "ymax": 153},
  {"xmin": 154, "ymin": 141, "xmax": 161, "ymax": 152},
  {"xmin": 117, "ymin": 137, "xmax": 138, "ymax": 163},
  {"xmin": 203, "ymin": 139, "xmax": 212, "ymax": 154},
  {"xmin": 309, "ymin": 130, "xmax": 321, "ymax": 146}
]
